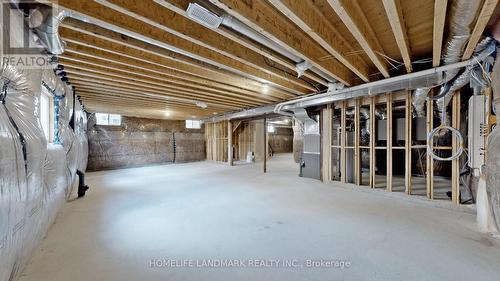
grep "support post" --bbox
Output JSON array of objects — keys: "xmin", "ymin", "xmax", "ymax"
[
  {"xmin": 405, "ymin": 91, "xmax": 412, "ymax": 194},
  {"xmin": 263, "ymin": 117, "xmax": 267, "ymax": 173},
  {"xmin": 341, "ymin": 101, "xmax": 347, "ymax": 183},
  {"xmin": 426, "ymin": 99, "xmax": 434, "ymax": 199},
  {"xmin": 228, "ymin": 120, "xmax": 233, "ymax": 166},
  {"xmin": 322, "ymin": 104, "xmax": 333, "ymax": 182},
  {"xmin": 370, "ymin": 97, "xmax": 375, "ymax": 188},
  {"xmin": 355, "ymin": 99, "xmax": 361, "ymax": 186},
  {"xmin": 387, "ymin": 93, "xmax": 393, "ymax": 192}
]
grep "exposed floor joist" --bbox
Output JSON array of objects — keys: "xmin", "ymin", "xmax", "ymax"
[
  {"xmin": 432, "ymin": 0, "xmax": 448, "ymax": 67},
  {"xmin": 48, "ymin": 0, "xmax": 311, "ymax": 95},
  {"xmin": 462, "ymin": 0, "xmax": 499, "ymax": 59},
  {"xmin": 324, "ymin": 0, "xmax": 390, "ymax": 78},
  {"xmin": 153, "ymin": 0, "xmax": 328, "ymax": 86},
  {"xmin": 208, "ymin": 0, "xmax": 355, "ymax": 86},
  {"xmin": 60, "ymin": 18, "xmax": 294, "ymax": 99},
  {"xmin": 382, "ymin": 0, "xmax": 413, "ymax": 73},
  {"xmin": 265, "ymin": 0, "xmax": 372, "ymax": 82}
]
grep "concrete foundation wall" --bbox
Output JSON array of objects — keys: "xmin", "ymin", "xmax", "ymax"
[{"xmin": 87, "ymin": 116, "xmax": 204, "ymax": 170}]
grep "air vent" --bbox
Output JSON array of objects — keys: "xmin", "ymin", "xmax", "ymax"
[{"xmin": 186, "ymin": 3, "xmax": 222, "ymax": 29}]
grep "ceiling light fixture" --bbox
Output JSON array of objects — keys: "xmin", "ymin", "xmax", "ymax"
[
  {"xmin": 195, "ymin": 101, "xmax": 208, "ymax": 108},
  {"xmin": 261, "ymin": 83, "xmax": 270, "ymax": 94}
]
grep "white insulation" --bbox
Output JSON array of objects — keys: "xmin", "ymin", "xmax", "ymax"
[
  {"xmin": 486, "ymin": 51, "xmax": 500, "ymax": 233},
  {"xmin": 0, "ymin": 9, "xmax": 88, "ymax": 281}
]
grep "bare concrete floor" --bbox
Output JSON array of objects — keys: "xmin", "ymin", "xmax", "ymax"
[{"xmin": 20, "ymin": 154, "xmax": 500, "ymax": 281}]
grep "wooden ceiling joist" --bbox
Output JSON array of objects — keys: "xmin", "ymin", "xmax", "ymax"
[
  {"xmin": 268, "ymin": 0, "xmax": 372, "ymax": 82},
  {"xmin": 68, "ymin": 70, "xmax": 259, "ymax": 108},
  {"xmin": 59, "ymin": 28, "xmax": 295, "ymax": 101},
  {"xmin": 324, "ymin": 0, "xmax": 390, "ymax": 78},
  {"xmin": 60, "ymin": 18, "xmax": 294, "ymax": 99},
  {"xmin": 49, "ymin": 0, "xmax": 311, "ymax": 94},
  {"xmin": 60, "ymin": 58, "xmax": 276, "ymax": 106},
  {"xmin": 462, "ymin": 0, "xmax": 499, "ymax": 60},
  {"xmin": 96, "ymin": 0, "xmax": 316, "ymax": 92},
  {"xmin": 432, "ymin": 0, "xmax": 448, "ymax": 67},
  {"xmin": 382, "ymin": 0, "xmax": 413, "ymax": 73},
  {"xmin": 63, "ymin": 63, "xmax": 277, "ymax": 106},
  {"xmin": 59, "ymin": 49, "xmax": 286, "ymax": 105},
  {"xmin": 208, "ymin": 0, "xmax": 355, "ymax": 86},
  {"xmin": 78, "ymin": 91, "xmax": 220, "ymax": 111},
  {"xmin": 78, "ymin": 87, "xmax": 234, "ymax": 112},
  {"xmin": 68, "ymin": 77, "xmax": 249, "ymax": 109},
  {"xmin": 153, "ymin": 0, "xmax": 328, "ymax": 86}
]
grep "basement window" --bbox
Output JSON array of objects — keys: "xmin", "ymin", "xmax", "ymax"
[
  {"xmin": 186, "ymin": 119, "xmax": 201, "ymax": 129},
  {"xmin": 39, "ymin": 88, "xmax": 54, "ymax": 142},
  {"xmin": 96, "ymin": 113, "xmax": 122, "ymax": 126}
]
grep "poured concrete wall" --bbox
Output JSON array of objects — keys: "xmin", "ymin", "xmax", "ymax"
[{"xmin": 87, "ymin": 116, "xmax": 204, "ymax": 170}]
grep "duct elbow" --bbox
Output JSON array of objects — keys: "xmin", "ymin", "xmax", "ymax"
[
  {"xmin": 412, "ymin": 88, "xmax": 429, "ymax": 117},
  {"xmin": 29, "ymin": 6, "xmax": 68, "ymax": 55}
]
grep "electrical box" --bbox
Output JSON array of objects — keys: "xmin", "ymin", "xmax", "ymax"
[{"xmin": 468, "ymin": 95, "xmax": 486, "ymax": 176}]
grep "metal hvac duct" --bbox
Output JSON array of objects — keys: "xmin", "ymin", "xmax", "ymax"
[
  {"xmin": 29, "ymin": 5, "xmax": 68, "ymax": 55},
  {"xmin": 435, "ymin": 38, "xmax": 496, "ymax": 131},
  {"xmin": 412, "ymin": 0, "xmax": 483, "ymax": 118},
  {"xmin": 292, "ymin": 108, "xmax": 320, "ymax": 180},
  {"xmin": 221, "ymin": 14, "xmax": 302, "ymax": 63},
  {"xmin": 345, "ymin": 107, "xmax": 386, "ymax": 142}
]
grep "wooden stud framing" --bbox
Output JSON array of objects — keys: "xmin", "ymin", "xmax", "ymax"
[
  {"xmin": 386, "ymin": 93, "xmax": 393, "ymax": 192},
  {"xmin": 340, "ymin": 101, "xmax": 347, "ymax": 184},
  {"xmin": 205, "ymin": 121, "xmax": 229, "ymax": 163},
  {"xmin": 228, "ymin": 121, "xmax": 233, "ymax": 166}
]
